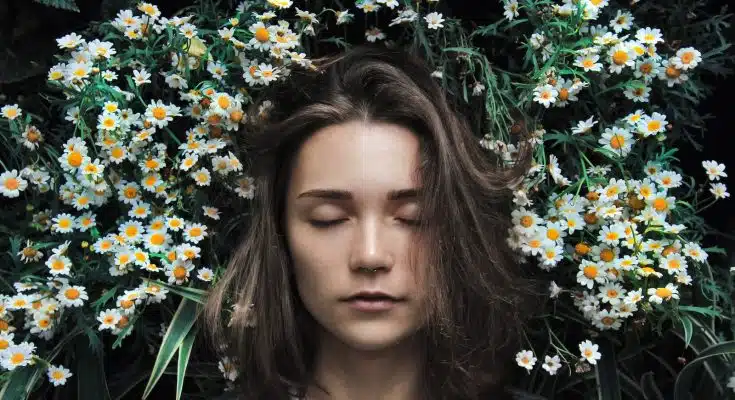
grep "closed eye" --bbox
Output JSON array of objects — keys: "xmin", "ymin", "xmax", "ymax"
[{"xmin": 308, "ymin": 218, "xmax": 420, "ymax": 228}]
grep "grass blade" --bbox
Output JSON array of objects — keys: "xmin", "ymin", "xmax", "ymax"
[{"xmin": 142, "ymin": 298, "xmax": 199, "ymax": 399}]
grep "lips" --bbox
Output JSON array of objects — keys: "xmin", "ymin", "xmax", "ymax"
[
  {"xmin": 343, "ymin": 291, "xmax": 403, "ymax": 302},
  {"xmin": 342, "ymin": 291, "xmax": 404, "ymax": 312}
]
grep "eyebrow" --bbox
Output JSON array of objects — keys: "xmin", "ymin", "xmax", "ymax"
[{"xmin": 296, "ymin": 188, "xmax": 423, "ymax": 201}]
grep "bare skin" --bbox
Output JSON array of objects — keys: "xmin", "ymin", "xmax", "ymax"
[{"xmin": 285, "ymin": 120, "xmax": 429, "ymax": 400}]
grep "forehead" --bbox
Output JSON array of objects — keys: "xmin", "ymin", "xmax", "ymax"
[{"xmin": 288, "ymin": 121, "xmax": 422, "ymax": 199}]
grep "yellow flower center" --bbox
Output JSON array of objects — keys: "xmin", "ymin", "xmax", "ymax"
[
  {"xmin": 150, "ymin": 233, "xmax": 165, "ymax": 246},
  {"xmin": 665, "ymin": 66, "xmax": 681, "ymax": 78},
  {"xmin": 217, "ymin": 96, "xmax": 231, "ymax": 109},
  {"xmin": 610, "ymin": 134, "xmax": 625, "ymax": 149},
  {"xmin": 67, "ymin": 151, "xmax": 83, "ymax": 167},
  {"xmin": 152, "ymin": 107, "xmax": 167, "ymax": 120},
  {"xmin": 652, "ymin": 198, "xmax": 668, "ymax": 212},
  {"xmin": 10, "ymin": 353, "xmax": 25, "ymax": 365},
  {"xmin": 612, "ymin": 50, "xmax": 628, "ymax": 65},
  {"xmin": 655, "ymin": 287, "xmax": 672, "ymax": 298},
  {"xmin": 255, "ymin": 27, "xmax": 270, "ymax": 42},
  {"xmin": 5, "ymin": 178, "xmax": 19, "ymax": 190},
  {"xmin": 583, "ymin": 265, "xmax": 598, "ymax": 278},
  {"xmin": 173, "ymin": 266, "xmax": 188, "ymax": 279}
]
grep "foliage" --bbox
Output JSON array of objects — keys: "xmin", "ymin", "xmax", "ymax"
[{"xmin": 0, "ymin": 0, "xmax": 733, "ymax": 398}]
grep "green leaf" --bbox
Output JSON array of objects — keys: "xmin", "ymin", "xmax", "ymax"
[
  {"xmin": 142, "ymin": 298, "xmax": 199, "ymax": 399},
  {"xmin": 32, "ymin": 0, "xmax": 80, "ymax": 11},
  {"xmin": 640, "ymin": 372, "xmax": 664, "ymax": 400},
  {"xmin": 176, "ymin": 326, "xmax": 198, "ymax": 400},
  {"xmin": 680, "ymin": 314, "xmax": 694, "ymax": 349},
  {"xmin": 674, "ymin": 340, "xmax": 735, "ymax": 400},
  {"xmin": 0, "ymin": 364, "xmax": 45, "ymax": 400},
  {"xmin": 596, "ymin": 338, "xmax": 622, "ymax": 400},
  {"xmin": 75, "ymin": 334, "xmax": 112, "ymax": 400},
  {"xmin": 677, "ymin": 305, "xmax": 722, "ymax": 318},
  {"xmin": 144, "ymin": 279, "xmax": 207, "ymax": 304}
]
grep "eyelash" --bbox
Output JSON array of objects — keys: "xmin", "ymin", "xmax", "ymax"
[{"xmin": 309, "ymin": 218, "xmax": 420, "ymax": 228}]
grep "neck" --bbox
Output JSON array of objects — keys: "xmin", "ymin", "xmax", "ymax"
[{"xmin": 305, "ymin": 329, "xmax": 425, "ymax": 400}]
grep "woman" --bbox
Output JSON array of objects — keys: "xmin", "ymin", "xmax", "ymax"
[{"xmin": 202, "ymin": 44, "xmax": 542, "ymax": 400}]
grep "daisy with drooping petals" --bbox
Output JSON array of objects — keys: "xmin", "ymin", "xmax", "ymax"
[
  {"xmin": 503, "ymin": 0, "xmax": 520, "ymax": 21},
  {"xmin": 710, "ymin": 183, "xmax": 729, "ymax": 199},
  {"xmin": 21, "ymin": 125, "xmax": 44, "ymax": 150}
]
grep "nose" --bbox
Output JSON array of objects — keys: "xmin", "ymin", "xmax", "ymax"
[{"xmin": 349, "ymin": 216, "xmax": 394, "ymax": 273}]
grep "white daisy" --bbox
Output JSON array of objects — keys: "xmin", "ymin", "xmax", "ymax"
[
  {"xmin": 710, "ymin": 183, "xmax": 729, "ymax": 199},
  {"xmin": 97, "ymin": 308, "xmax": 122, "ymax": 330},
  {"xmin": 541, "ymin": 355, "xmax": 562, "ymax": 375},
  {"xmin": 56, "ymin": 285, "xmax": 88, "ymax": 307},
  {"xmin": 0, "ymin": 342, "xmax": 36, "ymax": 370},
  {"xmin": 424, "ymin": 12, "xmax": 445, "ymax": 30},
  {"xmin": 515, "ymin": 349, "xmax": 536, "ymax": 371},
  {"xmin": 579, "ymin": 340, "xmax": 602, "ymax": 365},
  {"xmin": 47, "ymin": 365, "xmax": 73, "ymax": 387},
  {"xmin": 647, "ymin": 283, "xmax": 679, "ymax": 304},
  {"xmin": 503, "ymin": 0, "xmax": 520, "ymax": 20},
  {"xmin": 701, "ymin": 160, "xmax": 727, "ymax": 181},
  {"xmin": 0, "ymin": 170, "xmax": 28, "ymax": 198},
  {"xmin": 533, "ymin": 84, "xmax": 558, "ymax": 108}
]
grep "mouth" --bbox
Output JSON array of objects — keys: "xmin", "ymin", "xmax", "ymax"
[{"xmin": 342, "ymin": 292, "xmax": 405, "ymax": 312}]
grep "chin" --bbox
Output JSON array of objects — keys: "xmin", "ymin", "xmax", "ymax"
[{"xmin": 334, "ymin": 321, "xmax": 418, "ymax": 352}]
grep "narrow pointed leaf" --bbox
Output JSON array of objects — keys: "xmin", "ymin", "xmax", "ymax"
[
  {"xmin": 176, "ymin": 326, "xmax": 199, "ymax": 400},
  {"xmin": 142, "ymin": 298, "xmax": 199, "ymax": 399}
]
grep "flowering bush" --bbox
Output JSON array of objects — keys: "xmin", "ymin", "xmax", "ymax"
[{"xmin": 0, "ymin": 0, "xmax": 734, "ymax": 398}]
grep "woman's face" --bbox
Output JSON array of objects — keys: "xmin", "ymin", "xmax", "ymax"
[{"xmin": 285, "ymin": 120, "xmax": 429, "ymax": 352}]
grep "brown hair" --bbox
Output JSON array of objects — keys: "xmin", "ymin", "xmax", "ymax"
[{"xmin": 201, "ymin": 43, "xmax": 543, "ymax": 399}]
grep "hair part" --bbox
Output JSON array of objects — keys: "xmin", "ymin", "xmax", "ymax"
[{"xmin": 201, "ymin": 43, "xmax": 544, "ymax": 400}]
